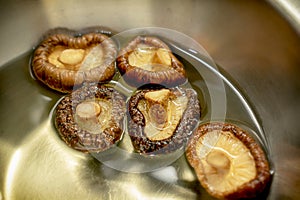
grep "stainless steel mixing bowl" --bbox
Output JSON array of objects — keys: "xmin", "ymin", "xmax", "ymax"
[{"xmin": 0, "ymin": 0, "xmax": 299, "ymax": 199}]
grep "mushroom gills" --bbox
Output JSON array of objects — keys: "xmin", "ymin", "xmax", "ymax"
[
  {"xmin": 128, "ymin": 45, "xmax": 172, "ymax": 71},
  {"xmin": 80, "ymin": 44, "xmax": 105, "ymax": 70},
  {"xmin": 48, "ymin": 44, "xmax": 104, "ymax": 71},
  {"xmin": 196, "ymin": 130, "xmax": 257, "ymax": 194},
  {"xmin": 74, "ymin": 98, "xmax": 112, "ymax": 134},
  {"xmin": 137, "ymin": 89, "xmax": 188, "ymax": 140}
]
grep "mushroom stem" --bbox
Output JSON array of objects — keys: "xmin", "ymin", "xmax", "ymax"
[
  {"xmin": 128, "ymin": 47, "xmax": 172, "ymax": 70},
  {"xmin": 206, "ymin": 150, "xmax": 230, "ymax": 170},
  {"xmin": 76, "ymin": 101, "xmax": 101, "ymax": 121},
  {"xmin": 58, "ymin": 49, "xmax": 85, "ymax": 65}
]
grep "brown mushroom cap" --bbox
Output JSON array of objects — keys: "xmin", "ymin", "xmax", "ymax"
[
  {"xmin": 116, "ymin": 36, "xmax": 187, "ymax": 87},
  {"xmin": 55, "ymin": 83, "xmax": 126, "ymax": 153},
  {"xmin": 128, "ymin": 87, "xmax": 200, "ymax": 155},
  {"xmin": 32, "ymin": 32, "xmax": 117, "ymax": 93},
  {"xmin": 186, "ymin": 122, "xmax": 271, "ymax": 199}
]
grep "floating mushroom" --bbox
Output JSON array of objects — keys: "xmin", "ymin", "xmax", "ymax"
[
  {"xmin": 32, "ymin": 31, "xmax": 117, "ymax": 93},
  {"xmin": 186, "ymin": 122, "xmax": 271, "ymax": 199},
  {"xmin": 117, "ymin": 36, "xmax": 186, "ymax": 87},
  {"xmin": 128, "ymin": 87, "xmax": 200, "ymax": 155},
  {"xmin": 55, "ymin": 83, "xmax": 126, "ymax": 153}
]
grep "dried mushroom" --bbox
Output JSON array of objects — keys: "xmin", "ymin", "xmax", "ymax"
[
  {"xmin": 128, "ymin": 87, "xmax": 200, "ymax": 155},
  {"xmin": 32, "ymin": 31, "xmax": 117, "ymax": 93},
  {"xmin": 186, "ymin": 122, "xmax": 271, "ymax": 199},
  {"xmin": 117, "ymin": 36, "xmax": 186, "ymax": 87},
  {"xmin": 55, "ymin": 83, "xmax": 126, "ymax": 153}
]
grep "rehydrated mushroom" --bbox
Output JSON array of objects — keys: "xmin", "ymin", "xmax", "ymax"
[
  {"xmin": 128, "ymin": 87, "xmax": 200, "ymax": 155},
  {"xmin": 116, "ymin": 36, "xmax": 186, "ymax": 87},
  {"xmin": 186, "ymin": 122, "xmax": 271, "ymax": 199},
  {"xmin": 32, "ymin": 31, "xmax": 117, "ymax": 93},
  {"xmin": 55, "ymin": 83, "xmax": 126, "ymax": 153}
]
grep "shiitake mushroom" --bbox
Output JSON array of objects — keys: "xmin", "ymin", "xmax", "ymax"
[
  {"xmin": 32, "ymin": 30, "xmax": 117, "ymax": 93},
  {"xmin": 128, "ymin": 87, "xmax": 200, "ymax": 155},
  {"xmin": 55, "ymin": 83, "xmax": 126, "ymax": 153},
  {"xmin": 116, "ymin": 36, "xmax": 186, "ymax": 87},
  {"xmin": 186, "ymin": 122, "xmax": 271, "ymax": 199}
]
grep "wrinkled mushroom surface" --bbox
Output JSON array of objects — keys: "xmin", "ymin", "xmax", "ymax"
[
  {"xmin": 117, "ymin": 36, "xmax": 186, "ymax": 87},
  {"xmin": 32, "ymin": 31, "xmax": 117, "ymax": 93},
  {"xmin": 55, "ymin": 83, "xmax": 126, "ymax": 153},
  {"xmin": 128, "ymin": 87, "xmax": 200, "ymax": 155},
  {"xmin": 186, "ymin": 122, "xmax": 271, "ymax": 199}
]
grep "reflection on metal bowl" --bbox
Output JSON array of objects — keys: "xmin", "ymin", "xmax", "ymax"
[{"xmin": 0, "ymin": 1, "xmax": 300, "ymax": 200}]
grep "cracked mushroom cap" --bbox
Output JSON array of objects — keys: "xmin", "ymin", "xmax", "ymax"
[
  {"xmin": 186, "ymin": 122, "xmax": 271, "ymax": 199},
  {"xmin": 116, "ymin": 36, "xmax": 187, "ymax": 87},
  {"xmin": 128, "ymin": 87, "xmax": 200, "ymax": 155},
  {"xmin": 32, "ymin": 31, "xmax": 117, "ymax": 93},
  {"xmin": 55, "ymin": 83, "xmax": 126, "ymax": 153}
]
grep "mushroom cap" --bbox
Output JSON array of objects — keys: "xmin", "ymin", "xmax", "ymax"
[
  {"xmin": 32, "ymin": 31, "xmax": 117, "ymax": 93},
  {"xmin": 186, "ymin": 122, "xmax": 271, "ymax": 199},
  {"xmin": 128, "ymin": 87, "xmax": 200, "ymax": 155},
  {"xmin": 55, "ymin": 83, "xmax": 126, "ymax": 153},
  {"xmin": 116, "ymin": 36, "xmax": 186, "ymax": 87}
]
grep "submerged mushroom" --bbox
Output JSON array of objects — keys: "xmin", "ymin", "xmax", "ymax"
[
  {"xmin": 32, "ymin": 31, "xmax": 117, "ymax": 93},
  {"xmin": 128, "ymin": 87, "xmax": 200, "ymax": 155},
  {"xmin": 186, "ymin": 122, "xmax": 271, "ymax": 199},
  {"xmin": 55, "ymin": 83, "xmax": 126, "ymax": 153},
  {"xmin": 117, "ymin": 36, "xmax": 186, "ymax": 87}
]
